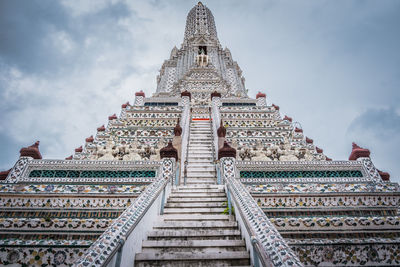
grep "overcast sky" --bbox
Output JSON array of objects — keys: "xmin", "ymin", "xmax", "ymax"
[{"xmin": 1, "ymin": 0, "xmax": 399, "ymax": 181}]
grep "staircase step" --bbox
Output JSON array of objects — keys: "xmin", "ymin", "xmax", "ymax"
[
  {"xmin": 175, "ymin": 179, "xmax": 216, "ymax": 183},
  {"xmin": 163, "ymin": 207, "xmax": 225, "ymax": 214},
  {"xmin": 186, "ymin": 175, "xmax": 216, "ymax": 180},
  {"xmin": 164, "ymin": 202, "xmax": 225, "ymax": 208},
  {"xmin": 135, "ymin": 251, "xmax": 250, "ymax": 263},
  {"xmin": 161, "ymin": 214, "xmax": 233, "ymax": 221},
  {"xmin": 167, "ymin": 197, "xmax": 227, "ymax": 203},
  {"xmin": 186, "ymin": 163, "xmax": 215, "ymax": 168},
  {"xmin": 172, "ymin": 188, "xmax": 224, "ymax": 193},
  {"xmin": 185, "ymin": 180, "xmax": 216, "ymax": 185},
  {"xmin": 169, "ymin": 193, "xmax": 225, "ymax": 198},
  {"xmin": 147, "ymin": 229, "xmax": 241, "ymax": 238},
  {"xmin": 176, "ymin": 184, "xmax": 222, "ymax": 189},
  {"xmin": 153, "ymin": 221, "xmax": 236, "ymax": 229}
]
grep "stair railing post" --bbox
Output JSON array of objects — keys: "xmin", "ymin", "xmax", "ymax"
[
  {"xmin": 216, "ymin": 160, "xmax": 221, "ymax": 185},
  {"xmin": 174, "ymin": 162, "xmax": 180, "ymax": 186},
  {"xmin": 227, "ymin": 186, "xmax": 232, "ymax": 216},
  {"xmin": 114, "ymin": 239, "xmax": 125, "ymax": 267},
  {"xmin": 184, "ymin": 160, "xmax": 188, "ymax": 185},
  {"xmin": 180, "ymin": 92, "xmax": 191, "ymax": 185},
  {"xmin": 160, "ymin": 186, "xmax": 166, "ymax": 215},
  {"xmin": 251, "ymin": 236, "xmax": 261, "ymax": 267}
]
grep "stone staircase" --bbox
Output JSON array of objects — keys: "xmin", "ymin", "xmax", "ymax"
[{"xmin": 135, "ymin": 118, "xmax": 250, "ymax": 266}]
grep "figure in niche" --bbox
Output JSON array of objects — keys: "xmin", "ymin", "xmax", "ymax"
[
  {"xmin": 252, "ymin": 140, "xmax": 269, "ymax": 161},
  {"xmin": 278, "ymin": 139, "xmax": 299, "ymax": 162},
  {"xmin": 122, "ymin": 138, "xmax": 142, "ymax": 161},
  {"xmin": 98, "ymin": 139, "xmax": 117, "ymax": 160},
  {"xmin": 265, "ymin": 143, "xmax": 282, "ymax": 161},
  {"xmin": 196, "ymin": 46, "xmax": 209, "ymax": 67},
  {"xmin": 238, "ymin": 146, "xmax": 255, "ymax": 161}
]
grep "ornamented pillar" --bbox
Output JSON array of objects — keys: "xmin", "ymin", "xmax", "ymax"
[
  {"xmin": 256, "ymin": 92, "xmax": 267, "ymax": 106},
  {"xmin": 134, "ymin": 90, "xmax": 145, "ymax": 106}
]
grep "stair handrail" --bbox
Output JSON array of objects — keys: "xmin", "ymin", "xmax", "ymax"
[
  {"xmin": 180, "ymin": 101, "xmax": 191, "ymax": 184},
  {"xmin": 220, "ymin": 157, "xmax": 304, "ymax": 267},
  {"xmin": 211, "ymin": 97, "xmax": 221, "ymax": 159},
  {"xmin": 73, "ymin": 158, "xmax": 176, "ymax": 267}
]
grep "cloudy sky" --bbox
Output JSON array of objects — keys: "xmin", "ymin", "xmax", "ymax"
[{"xmin": 1, "ymin": 0, "xmax": 399, "ymax": 181}]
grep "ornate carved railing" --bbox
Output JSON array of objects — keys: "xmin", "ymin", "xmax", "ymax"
[
  {"xmin": 73, "ymin": 158, "xmax": 176, "ymax": 267},
  {"xmin": 220, "ymin": 157, "xmax": 303, "ymax": 267}
]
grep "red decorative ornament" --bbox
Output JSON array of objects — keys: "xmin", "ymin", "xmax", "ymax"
[
  {"xmin": 135, "ymin": 90, "xmax": 145, "ymax": 97},
  {"xmin": 378, "ymin": 171, "xmax": 390, "ymax": 181},
  {"xmin": 349, "ymin": 142, "xmax": 370, "ymax": 160},
  {"xmin": 85, "ymin": 135, "xmax": 94, "ymax": 143},
  {"xmin": 211, "ymin": 91, "xmax": 221, "ymax": 99},
  {"xmin": 0, "ymin": 169, "xmax": 10, "ymax": 180},
  {"xmin": 108, "ymin": 114, "xmax": 117, "ymax": 120},
  {"xmin": 256, "ymin": 92, "xmax": 266, "ymax": 99},
  {"xmin": 20, "ymin": 141, "xmax": 42, "ymax": 159},
  {"xmin": 306, "ymin": 137, "xmax": 313, "ymax": 144},
  {"xmin": 121, "ymin": 102, "xmax": 130, "ymax": 108},
  {"xmin": 75, "ymin": 146, "xmax": 83, "ymax": 153},
  {"xmin": 181, "ymin": 90, "xmax": 191, "ymax": 99},
  {"xmin": 97, "ymin": 125, "xmax": 106, "ymax": 132},
  {"xmin": 283, "ymin": 115, "xmax": 292, "ymax": 122},
  {"xmin": 294, "ymin": 127, "xmax": 303, "ymax": 133}
]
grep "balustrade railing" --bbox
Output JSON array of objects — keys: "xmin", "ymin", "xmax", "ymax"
[
  {"xmin": 73, "ymin": 158, "xmax": 176, "ymax": 267},
  {"xmin": 220, "ymin": 157, "xmax": 303, "ymax": 267}
]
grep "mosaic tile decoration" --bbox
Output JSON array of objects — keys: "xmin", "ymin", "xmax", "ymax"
[{"xmin": 240, "ymin": 170, "xmax": 363, "ymax": 179}]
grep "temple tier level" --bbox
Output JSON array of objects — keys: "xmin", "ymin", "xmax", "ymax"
[{"xmin": 0, "ymin": 2, "xmax": 398, "ymax": 267}]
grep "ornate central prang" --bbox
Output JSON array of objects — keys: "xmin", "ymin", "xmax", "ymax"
[{"xmin": 155, "ymin": 2, "xmax": 248, "ymax": 102}]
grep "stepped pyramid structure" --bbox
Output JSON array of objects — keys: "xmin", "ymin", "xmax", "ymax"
[{"xmin": 0, "ymin": 2, "xmax": 399, "ymax": 266}]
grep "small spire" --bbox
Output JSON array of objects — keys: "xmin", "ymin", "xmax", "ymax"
[
  {"xmin": 218, "ymin": 141, "xmax": 236, "ymax": 160},
  {"xmin": 160, "ymin": 141, "xmax": 178, "ymax": 161},
  {"xmin": 217, "ymin": 119, "xmax": 226, "ymax": 137},
  {"xmin": 174, "ymin": 119, "xmax": 182, "ymax": 136},
  {"xmin": 198, "ymin": 1, "xmax": 203, "ymax": 6}
]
